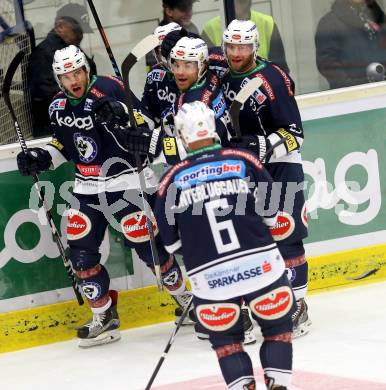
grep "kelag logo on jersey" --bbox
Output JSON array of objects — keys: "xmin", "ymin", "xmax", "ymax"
[
  {"xmin": 212, "ymin": 92, "xmax": 226, "ymax": 118},
  {"xmin": 74, "ymin": 133, "xmax": 97, "ymax": 163},
  {"xmin": 56, "ymin": 112, "xmax": 93, "ymax": 130},
  {"xmin": 174, "ymin": 160, "xmax": 245, "ymax": 189}
]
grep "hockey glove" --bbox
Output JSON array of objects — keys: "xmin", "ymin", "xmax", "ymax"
[
  {"xmin": 17, "ymin": 148, "xmax": 52, "ymax": 176},
  {"xmin": 93, "ymin": 98, "xmax": 130, "ymax": 127},
  {"xmin": 121, "ymin": 126, "xmax": 163, "ymax": 157},
  {"xmin": 230, "ymin": 135, "xmax": 272, "ymax": 162}
]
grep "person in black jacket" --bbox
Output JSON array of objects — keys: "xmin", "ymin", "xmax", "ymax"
[
  {"xmin": 315, "ymin": 0, "xmax": 386, "ymax": 89},
  {"xmin": 27, "ymin": 4, "xmax": 95, "ymax": 137},
  {"xmin": 145, "ymin": 0, "xmax": 200, "ymax": 71}
]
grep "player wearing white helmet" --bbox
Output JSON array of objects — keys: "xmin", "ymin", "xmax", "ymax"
[
  {"xmin": 153, "ymin": 22, "xmax": 182, "ymax": 66},
  {"xmin": 155, "ymin": 101, "xmax": 296, "ymax": 390},
  {"xmin": 222, "ymin": 20, "xmax": 311, "ymax": 342},
  {"xmin": 17, "ymin": 45, "xmax": 194, "ymax": 347},
  {"xmin": 169, "ymin": 36, "xmax": 209, "ymax": 91},
  {"xmin": 222, "ymin": 18, "xmax": 260, "ymax": 68},
  {"xmin": 165, "ymin": 36, "xmax": 232, "ymax": 151},
  {"xmin": 52, "ymin": 44, "xmax": 91, "ymax": 98},
  {"xmin": 142, "ymin": 23, "xmax": 182, "ymax": 129}
]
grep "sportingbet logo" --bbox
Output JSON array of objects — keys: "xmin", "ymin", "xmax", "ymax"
[
  {"xmin": 56, "ymin": 111, "xmax": 93, "ymax": 130},
  {"xmin": 175, "ymin": 160, "xmax": 245, "ymax": 189}
]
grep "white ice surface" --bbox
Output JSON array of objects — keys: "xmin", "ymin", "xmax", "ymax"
[{"xmin": 1, "ymin": 282, "xmax": 386, "ymax": 390}]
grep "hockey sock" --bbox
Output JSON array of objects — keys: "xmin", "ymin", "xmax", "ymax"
[
  {"xmin": 260, "ymin": 337, "xmax": 292, "ymax": 388},
  {"xmin": 285, "ymin": 256, "xmax": 308, "ymax": 301},
  {"xmin": 215, "ymin": 343, "xmax": 254, "ymax": 389},
  {"xmin": 159, "ymin": 255, "xmax": 186, "ymax": 295},
  {"xmin": 76, "ymin": 264, "xmax": 110, "ymax": 308}
]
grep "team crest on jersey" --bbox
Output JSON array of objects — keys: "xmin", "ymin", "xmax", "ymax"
[
  {"xmin": 81, "ymin": 282, "xmax": 101, "ymax": 301},
  {"xmin": 250, "ymin": 286, "xmax": 293, "ymax": 320},
  {"xmin": 121, "ymin": 211, "xmax": 159, "ymax": 243},
  {"xmin": 147, "ymin": 69, "xmax": 166, "ymax": 84},
  {"xmin": 49, "ymin": 98, "xmax": 66, "ymax": 117},
  {"xmin": 269, "ymin": 212, "xmax": 295, "ymax": 241},
  {"xmin": 84, "ymin": 98, "xmax": 94, "ymax": 111},
  {"xmin": 67, "ymin": 209, "xmax": 92, "ymax": 240},
  {"xmin": 196, "ymin": 303, "xmax": 240, "ymax": 331},
  {"xmin": 74, "ymin": 133, "xmax": 98, "ymax": 163}
]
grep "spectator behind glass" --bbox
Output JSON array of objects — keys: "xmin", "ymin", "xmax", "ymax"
[
  {"xmin": 27, "ymin": 3, "xmax": 96, "ymax": 137},
  {"xmin": 146, "ymin": 0, "xmax": 199, "ymax": 70},
  {"xmin": 201, "ymin": 0, "xmax": 289, "ymax": 72},
  {"xmin": 315, "ymin": 0, "xmax": 386, "ymax": 90}
]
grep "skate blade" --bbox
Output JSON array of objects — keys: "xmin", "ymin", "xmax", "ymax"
[
  {"xmin": 293, "ymin": 319, "xmax": 312, "ymax": 339},
  {"xmin": 78, "ymin": 329, "xmax": 121, "ymax": 348},
  {"xmin": 174, "ymin": 316, "xmax": 195, "ymax": 326}
]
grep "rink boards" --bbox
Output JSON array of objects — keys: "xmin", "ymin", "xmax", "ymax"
[{"xmin": 1, "ymin": 82, "xmax": 386, "ymax": 353}]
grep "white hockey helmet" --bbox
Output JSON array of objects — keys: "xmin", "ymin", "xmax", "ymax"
[
  {"xmin": 174, "ymin": 101, "xmax": 219, "ymax": 149},
  {"xmin": 153, "ymin": 22, "xmax": 182, "ymax": 64},
  {"xmin": 170, "ymin": 36, "xmax": 208, "ymax": 81},
  {"xmin": 154, "ymin": 22, "xmax": 181, "ymax": 45},
  {"xmin": 222, "ymin": 19, "xmax": 259, "ymax": 60},
  {"xmin": 52, "ymin": 45, "xmax": 90, "ymax": 91}
]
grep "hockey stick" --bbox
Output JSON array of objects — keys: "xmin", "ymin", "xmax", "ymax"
[
  {"xmin": 86, "ymin": 6, "xmax": 162, "ymax": 291},
  {"xmin": 121, "ymin": 35, "xmax": 164, "ymax": 291},
  {"xmin": 145, "ymin": 295, "xmax": 194, "ymax": 390},
  {"xmin": 229, "ymin": 76, "xmax": 263, "ymax": 139},
  {"xmin": 2, "ymin": 51, "xmax": 84, "ymax": 305},
  {"xmin": 85, "ymin": 0, "xmax": 121, "ymax": 77},
  {"xmin": 229, "ymin": 76, "xmax": 287, "ymax": 161}
]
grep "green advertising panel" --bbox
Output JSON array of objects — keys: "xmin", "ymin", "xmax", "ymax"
[
  {"xmin": 0, "ymin": 163, "xmax": 133, "ymax": 300},
  {"xmin": 302, "ymin": 108, "xmax": 385, "ymax": 242},
  {"xmin": 0, "ymin": 108, "xmax": 385, "ymax": 302}
]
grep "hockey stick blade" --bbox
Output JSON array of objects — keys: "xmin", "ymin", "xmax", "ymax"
[
  {"xmin": 347, "ymin": 268, "xmax": 380, "ymax": 281},
  {"xmin": 2, "ymin": 50, "xmax": 25, "ymax": 108},
  {"xmin": 121, "ymin": 34, "xmax": 158, "ymax": 80},
  {"xmin": 229, "ymin": 77, "xmax": 264, "ymax": 138}
]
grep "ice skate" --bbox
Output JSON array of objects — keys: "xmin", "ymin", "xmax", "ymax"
[
  {"xmin": 292, "ymin": 298, "xmax": 311, "ymax": 338},
  {"xmin": 77, "ymin": 301, "xmax": 121, "ymax": 348},
  {"xmin": 241, "ymin": 307, "xmax": 257, "ymax": 345},
  {"xmin": 173, "ymin": 291, "xmax": 196, "ymax": 326}
]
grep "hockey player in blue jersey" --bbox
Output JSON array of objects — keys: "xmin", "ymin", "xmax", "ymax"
[
  {"xmin": 16, "ymin": 45, "xmax": 193, "ymax": 347},
  {"xmin": 164, "ymin": 36, "xmax": 231, "ymax": 149},
  {"xmin": 142, "ymin": 22, "xmax": 181, "ymax": 127},
  {"xmin": 221, "ymin": 20, "xmax": 311, "ymax": 337},
  {"xmin": 155, "ymin": 101, "xmax": 296, "ymax": 390},
  {"xmin": 163, "ymin": 35, "xmax": 259, "ymax": 343}
]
